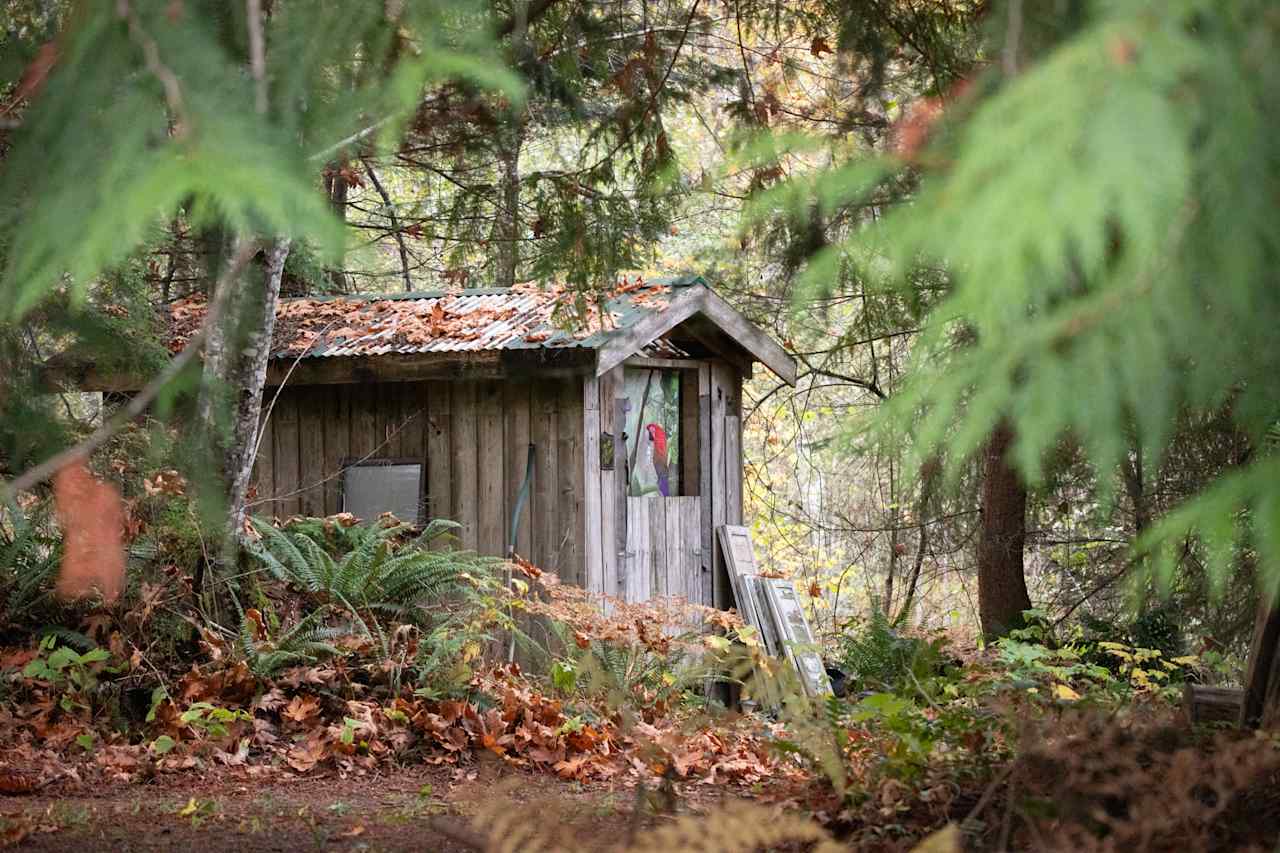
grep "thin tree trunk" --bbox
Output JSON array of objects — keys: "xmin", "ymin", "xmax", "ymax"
[
  {"xmin": 883, "ymin": 449, "xmax": 899, "ymax": 615},
  {"xmin": 492, "ymin": 118, "xmax": 524, "ymax": 288},
  {"xmin": 362, "ymin": 158, "xmax": 413, "ymax": 292},
  {"xmin": 894, "ymin": 458, "xmax": 939, "ymax": 627},
  {"xmin": 977, "ymin": 420, "xmax": 1032, "ymax": 638},
  {"xmin": 326, "ymin": 167, "xmax": 349, "ymax": 292},
  {"xmin": 198, "ymin": 236, "xmax": 291, "ymax": 543}
]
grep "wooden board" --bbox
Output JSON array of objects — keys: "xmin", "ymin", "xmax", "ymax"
[
  {"xmin": 698, "ymin": 365, "xmax": 712, "ymax": 605},
  {"xmin": 612, "ymin": 389, "xmax": 629, "ymax": 597},
  {"xmin": 649, "ymin": 496, "xmax": 668, "ymax": 598},
  {"xmin": 725, "ymin": 414, "xmax": 742, "ymax": 525},
  {"xmin": 530, "ymin": 380, "xmax": 559, "ymax": 573},
  {"xmin": 476, "ymin": 380, "xmax": 505, "ymax": 556},
  {"xmin": 297, "ymin": 386, "xmax": 326, "ymax": 517},
  {"xmin": 709, "ymin": 365, "xmax": 729, "ymax": 609},
  {"xmin": 582, "ymin": 376, "xmax": 603, "ymax": 594},
  {"xmin": 622, "ymin": 496, "xmax": 701, "ymax": 609},
  {"xmin": 425, "ymin": 382, "xmax": 453, "ymax": 532},
  {"xmin": 680, "ymin": 369, "xmax": 700, "ymax": 497},
  {"xmin": 450, "ymin": 382, "xmax": 478, "ymax": 549},
  {"xmin": 273, "ymin": 389, "xmax": 301, "ymax": 518},
  {"xmin": 348, "ymin": 383, "xmax": 377, "ymax": 464},
  {"xmin": 625, "ymin": 498, "xmax": 652, "ymax": 602},
  {"xmin": 322, "ymin": 385, "xmax": 349, "ymax": 515},
  {"xmin": 557, "ymin": 379, "xmax": 584, "ymax": 585},
  {"xmin": 665, "ymin": 497, "xmax": 701, "ymax": 609},
  {"xmin": 504, "ymin": 382, "xmax": 533, "ymax": 559},
  {"xmin": 398, "ymin": 381, "xmax": 427, "ymax": 465},
  {"xmin": 253, "ymin": 408, "xmax": 275, "ymax": 518},
  {"xmin": 598, "ymin": 368, "xmax": 620, "ymax": 599},
  {"xmin": 375, "ymin": 382, "xmax": 398, "ymax": 457}
]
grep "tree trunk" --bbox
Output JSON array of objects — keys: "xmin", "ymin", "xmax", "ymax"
[
  {"xmin": 977, "ymin": 420, "xmax": 1032, "ymax": 638},
  {"xmin": 326, "ymin": 167, "xmax": 349, "ymax": 292},
  {"xmin": 197, "ymin": 236, "xmax": 291, "ymax": 544},
  {"xmin": 492, "ymin": 118, "xmax": 524, "ymax": 288}
]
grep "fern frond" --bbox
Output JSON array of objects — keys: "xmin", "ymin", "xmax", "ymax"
[{"xmin": 247, "ymin": 518, "xmax": 312, "ymax": 585}]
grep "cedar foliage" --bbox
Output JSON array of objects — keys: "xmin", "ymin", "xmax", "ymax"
[
  {"xmin": 780, "ymin": 0, "xmax": 1280, "ymax": 596},
  {"xmin": 0, "ymin": 1, "xmax": 516, "ymax": 320}
]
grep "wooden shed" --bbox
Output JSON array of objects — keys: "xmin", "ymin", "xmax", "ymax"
[{"xmin": 178, "ymin": 276, "xmax": 796, "ymax": 609}]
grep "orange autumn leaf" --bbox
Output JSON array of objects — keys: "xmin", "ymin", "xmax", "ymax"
[
  {"xmin": 53, "ymin": 460, "xmax": 125, "ymax": 603},
  {"xmin": 282, "ymin": 694, "xmax": 322, "ymax": 724}
]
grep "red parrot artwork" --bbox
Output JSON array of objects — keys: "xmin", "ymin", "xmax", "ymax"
[{"xmin": 645, "ymin": 423, "xmax": 670, "ymax": 497}]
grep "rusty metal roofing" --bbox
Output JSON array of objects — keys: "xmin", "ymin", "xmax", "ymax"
[{"xmin": 167, "ymin": 275, "xmax": 705, "ymax": 360}]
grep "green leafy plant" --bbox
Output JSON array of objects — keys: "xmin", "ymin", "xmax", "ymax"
[
  {"xmin": 234, "ymin": 604, "xmax": 342, "ymax": 677},
  {"xmin": 0, "ymin": 504, "xmax": 61, "ymax": 627},
  {"xmin": 21, "ymin": 635, "xmax": 117, "ymax": 710},
  {"xmin": 179, "ymin": 702, "xmax": 251, "ymax": 739},
  {"xmin": 847, "ymin": 692, "xmax": 937, "ymax": 775},
  {"xmin": 836, "ymin": 609, "xmax": 948, "ymax": 695},
  {"xmin": 246, "ymin": 517, "xmax": 485, "ymax": 621}
]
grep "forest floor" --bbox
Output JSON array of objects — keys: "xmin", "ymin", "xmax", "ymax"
[{"xmin": 0, "ymin": 762, "xmax": 693, "ymax": 851}]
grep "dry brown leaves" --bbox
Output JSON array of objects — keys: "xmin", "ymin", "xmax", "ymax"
[
  {"xmin": 1017, "ymin": 716, "xmax": 1280, "ymax": 852},
  {"xmin": 52, "ymin": 460, "xmax": 125, "ymax": 603},
  {"xmin": 167, "ymin": 276, "xmax": 675, "ymax": 357}
]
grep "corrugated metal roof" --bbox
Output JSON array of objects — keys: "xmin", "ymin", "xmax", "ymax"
[{"xmin": 167, "ymin": 275, "xmax": 705, "ymax": 360}]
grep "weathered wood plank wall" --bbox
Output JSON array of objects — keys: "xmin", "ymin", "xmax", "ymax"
[
  {"xmin": 255, "ymin": 357, "xmax": 743, "ymax": 604},
  {"xmin": 254, "ymin": 378, "xmax": 584, "ymax": 583},
  {"xmin": 621, "ymin": 496, "xmax": 702, "ymax": 608}
]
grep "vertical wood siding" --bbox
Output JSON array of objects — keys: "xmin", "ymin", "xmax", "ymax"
[
  {"xmin": 504, "ymin": 382, "xmax": 533, "ymax": 559},
  {"xmin": 251, "ymin": 359, "xmax": 744, "ymax": 604},
  {"xmin": 253, "ymin": 377, "xmax": 585, "ymax": 584}
]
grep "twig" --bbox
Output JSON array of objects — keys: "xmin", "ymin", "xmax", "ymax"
[
  {"xmin": 243, "ymin": 410, "xmax": 422, "ymax": 510},
  {"xmin": 308, "ymin": 114, "xmax": 398, "ymax": 163},
  {"xmin": 1051, "ymin": 561, "xmax": 1134, "ymax": 627},
  {"xmin": 2, "ymin": 242, "xmax": 260, "ymax": 498},
  {"xmin": 250, "ymin": 316, "xmax": 345, "ymax": 467},
  {"xmin": 962, "ymin": 760, "xmax": 1016, "ymax": 830},
  {"xmin": 117, "ymin": 0, "xmax": 189, "ymax": 137},
  {"xmin": 998, "ymin": 764, "xmax": 1018, "ymax": 851}
]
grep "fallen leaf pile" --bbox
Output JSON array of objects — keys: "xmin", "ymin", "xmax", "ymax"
[{"xmin": 0, "ymin": 619, "xmax": 794, "ymax": 794}]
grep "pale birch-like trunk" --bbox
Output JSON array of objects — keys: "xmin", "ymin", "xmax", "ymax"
[{"xmin": 198, "ymin": 236, "xmax": 291, "ymax": 543}]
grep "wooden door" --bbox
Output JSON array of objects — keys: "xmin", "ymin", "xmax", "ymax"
[{"xmin": 623, "ymin": 496, "xmax": 703, "ymax": 610}]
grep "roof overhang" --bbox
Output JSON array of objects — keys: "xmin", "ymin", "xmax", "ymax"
[{"xmin": 594, "ymin": 285, "xmax": 797, "ymax": 385}]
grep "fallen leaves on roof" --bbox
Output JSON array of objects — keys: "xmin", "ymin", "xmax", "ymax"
[{"xmin": 166, "ymin": 278, "xmax": 675, "ymax": 358}]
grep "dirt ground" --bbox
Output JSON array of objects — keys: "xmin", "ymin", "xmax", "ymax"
[{"xmin": 0, "ymin": 763, "xmax": 658, "ymax": 852}]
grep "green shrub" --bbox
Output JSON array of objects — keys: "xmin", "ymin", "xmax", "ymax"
[
  {"xmin": 0, "ymin": 505, "xmax": 60, "ymax": 628},
  {"xmin": 1129, "ymin": 603, "xmax": 1185, "ymax": 660},
  {"xmin": 835, "ymin": 609, "xmax": 946, "ymax": 694},
  {"xmin": 233, "ymin": 603, "xmax": 342, "ymax": 677},
  {"xmin": 245, "ymin": 516, "xmax": 491, "ymax": 621}
]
